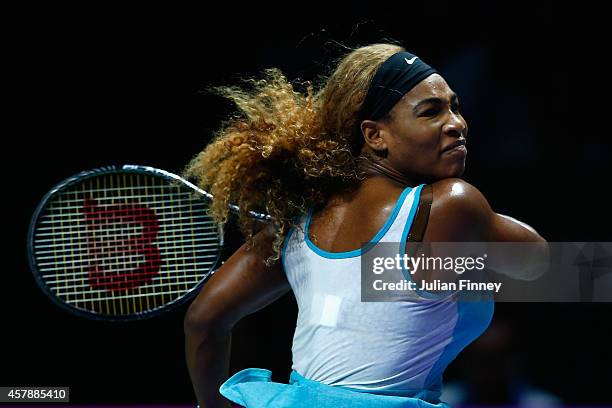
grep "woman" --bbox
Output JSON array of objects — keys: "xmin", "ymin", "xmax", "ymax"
[{"xmin": 183, "ymin": 43, "xmax": 547, "ymax": 407}]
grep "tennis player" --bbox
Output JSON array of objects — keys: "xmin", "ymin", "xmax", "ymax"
[{"xmin": 183, "ymin": 43, "xmax": 547, "ymax": 408}]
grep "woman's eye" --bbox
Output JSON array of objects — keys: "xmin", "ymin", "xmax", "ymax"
[{"xmin": 420, "ymin": 108, "xmax": 439, "ymax": 117}]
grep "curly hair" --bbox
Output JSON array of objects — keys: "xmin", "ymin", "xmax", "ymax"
[{"xmin": 183, "ymin": 43, "xmax": 404, "ymax": 260}]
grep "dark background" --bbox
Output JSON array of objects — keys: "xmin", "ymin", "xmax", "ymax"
[{"xmin": 4, "ymin": 1, "xmax": 611, "ymax": 406}]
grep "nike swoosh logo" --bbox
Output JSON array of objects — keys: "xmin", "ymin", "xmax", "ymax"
[{"xmin": 404, "ymin": 56, "xmax": 418, "ymax": 65}]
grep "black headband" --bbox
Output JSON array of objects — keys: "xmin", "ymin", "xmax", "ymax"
[{"xmin": 361, "ymin": 51, "xmax": 438, "ymax": 120}]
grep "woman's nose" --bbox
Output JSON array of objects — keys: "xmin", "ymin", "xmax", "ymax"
[{"xmin": 443, "ymin": 112, "xmax": 467, "ymax": 137}]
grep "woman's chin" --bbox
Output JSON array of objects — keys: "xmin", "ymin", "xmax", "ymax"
[{"xmin": 433, "ymin": 164, "xmax": 466, "ymax": 182}]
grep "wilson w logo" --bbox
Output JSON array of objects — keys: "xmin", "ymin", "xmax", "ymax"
[{"xmin": 82, "ymin": 197, "xmax": 161, "ymax": 291}]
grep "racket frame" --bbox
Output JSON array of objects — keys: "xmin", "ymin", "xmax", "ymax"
[{"xmin": 27, "ymin": 164, "xmax": 232, "ymax": 321}]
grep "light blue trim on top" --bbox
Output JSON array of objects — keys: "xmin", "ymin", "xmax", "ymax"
[
  {"xmin": 395, "ymin": 183, "xmax": 494, "ymax": 389},
  {"xmin": 304, "ymin": 186, "xmax": 413, "ymax": 259},
  {"xmin": 398, "ymin": 184, "xmax": 455, "ymax": 301}
]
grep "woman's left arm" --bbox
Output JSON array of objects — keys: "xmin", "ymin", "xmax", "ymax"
[{"xmin": 184, "ymin": 225, "xmax": 291, "ymax": 407}]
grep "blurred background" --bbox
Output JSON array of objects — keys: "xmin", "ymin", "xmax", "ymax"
[{"xmin": 3, "ymin": 1, "xmax": 611, "ymax": 406}]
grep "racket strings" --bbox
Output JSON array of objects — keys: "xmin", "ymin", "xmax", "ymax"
[{"xmin": 32, "ymin": 172, "xmax": 220, "ymax": 318}]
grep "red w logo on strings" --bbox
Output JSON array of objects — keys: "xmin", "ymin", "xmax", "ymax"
[{"xmin": 83, "ymin": 197, "xmax": 161, "ymax": 291}]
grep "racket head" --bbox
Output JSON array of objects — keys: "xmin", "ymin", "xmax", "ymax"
[{"xmin": 27, "ymin": 165, "xmax": 223, "ymax": 321}]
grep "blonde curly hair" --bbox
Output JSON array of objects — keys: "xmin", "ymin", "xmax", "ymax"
[{"xmin": 183, "ymin": 43, "xmax": 404, "ymax": 260}]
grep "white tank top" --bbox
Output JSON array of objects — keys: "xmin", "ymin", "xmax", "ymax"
[{"xmin": 281, "ymin": 185, "xmax": 494, "ymax": 399}]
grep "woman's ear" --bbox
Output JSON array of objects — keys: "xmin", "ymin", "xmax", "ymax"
[{"xmin": 361, "ymin": 120, "xmax": 388, "ymax": 156}]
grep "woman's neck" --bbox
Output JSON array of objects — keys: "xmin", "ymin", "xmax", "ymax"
[{"xmin": 357, "ymin": 154, "xmax": 416, "ymax": 187}]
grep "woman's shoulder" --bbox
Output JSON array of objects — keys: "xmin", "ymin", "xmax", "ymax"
[
  {"xmin": 425, "ymin": 178, "xmax": 494, "ymax": 241},
  {"xmin": 429, "ymin": 178, "xmax": 491, "ymax": 210}
]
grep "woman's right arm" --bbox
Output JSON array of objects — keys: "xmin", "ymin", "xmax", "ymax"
[
  {"xmin": 425, "ymin": 178, "xmax": 549, "ymax": 280},
  {"xmin": 184, "ymin": 225, "xmax": 291, "ymax": 408}
]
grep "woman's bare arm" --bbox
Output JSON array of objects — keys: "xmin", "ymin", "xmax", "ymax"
[
  {"xmin": 184, "ymin": 225, "xmax": 291, "ymax": 407},
  {"xmin": 424, "ymin": 178, "xmax": 549, "ymax": 280}
]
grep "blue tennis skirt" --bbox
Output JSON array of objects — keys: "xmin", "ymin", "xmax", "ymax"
[{"xmin": 220, "ymin": 368, "xmax": 450, "ymax": 408}]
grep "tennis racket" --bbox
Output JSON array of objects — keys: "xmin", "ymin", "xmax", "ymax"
[{"xmin": 27, "ymin": 165, "xmax": 271, "ymax": 321}]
